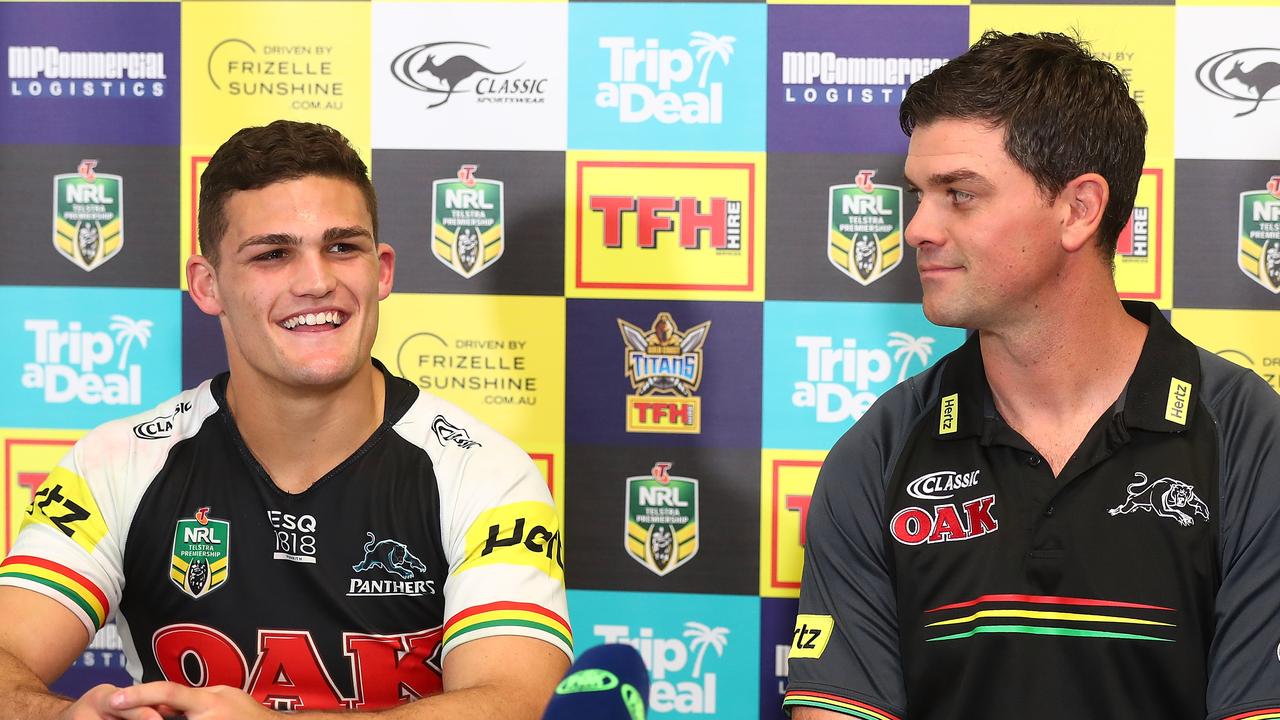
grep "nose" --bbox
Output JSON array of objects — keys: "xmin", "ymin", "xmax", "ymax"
[
  {"xmin": 904, "ymin": 197, "xmax": 943, "ymax": 249},
  {"xmin": 291, "ymin": 246, "xmax": 337, "ymax": 297}
]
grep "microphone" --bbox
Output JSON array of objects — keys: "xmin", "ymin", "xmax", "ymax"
[{"xmin": 542, "ymin": 642, "xmax": 650, "ymax": 720}]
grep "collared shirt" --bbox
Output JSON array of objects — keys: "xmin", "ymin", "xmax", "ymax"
[{"xmin": 785, "ymin": 302, "xmax": 1280, "ymax": 720}]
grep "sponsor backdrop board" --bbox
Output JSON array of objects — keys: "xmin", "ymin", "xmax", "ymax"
[{"xmin": 0, "ymin": 2, "xmax": 1277, "ymax": 715}]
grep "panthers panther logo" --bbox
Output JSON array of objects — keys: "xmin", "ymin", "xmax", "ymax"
[
  {"xmin": 1108, "ymin": 472, "xmax": 1209, "ymax": 527},
  {"xmin": 352, "ymin": 532, "xmax": 428, "ymax": 579}
]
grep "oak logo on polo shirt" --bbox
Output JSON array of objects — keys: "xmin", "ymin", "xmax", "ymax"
[
  {"xmin": 170, "ymin": 507, "xmax": 229, "ymax": 599},
  {"xmin": 827, "ymin": 170, "xmax": 903, "ymax": 286},
  {"xmin": 1238, "ymin": 175, "xmax": 1280, "ymax": 294},
  {"xmin": 619, "ymin": 312, "xmax": 710, "ymax": 434},
  {"xmin": 891, "ymin": 495, "xmax": 998, "ymax": 546},
  {"xmin": 1107, "ymin": 471, "xmax": 1209, "ymax": 527}
]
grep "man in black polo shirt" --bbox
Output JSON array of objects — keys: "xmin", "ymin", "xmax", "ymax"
[{"xmin": 784, "ymin": 31, "xmax": 1280, "ymax": 720}]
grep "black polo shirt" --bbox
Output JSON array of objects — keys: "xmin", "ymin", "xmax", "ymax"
[{"xmin": 784, "ymin": 302, "xmax": 1280, "ymax": 720}]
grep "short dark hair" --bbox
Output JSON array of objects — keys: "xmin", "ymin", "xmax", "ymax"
[
  {"xmin": 198, "ymin": 120, "xmax": 377, "ymax": 265},
  {"xmin": 899, "ymin": 31, "xmax": 1147, "ymax": 260}
]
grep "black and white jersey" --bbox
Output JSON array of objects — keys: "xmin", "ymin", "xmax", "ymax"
[
  {"xmin": 0, "ymin": 361, "xmax": 570, "ymax": 711},
  {"xmin": 784, "ymin": 302, "xmax": 1280, "ymax": 720}
]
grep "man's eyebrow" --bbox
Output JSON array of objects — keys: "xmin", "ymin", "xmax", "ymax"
[
  {"xmin": 323, "ymin": 226, "xmax": 373, "ymax": 243},
  {"xmin": 907, "ymin": 169, "xmax": 993, "ymax": 189},
  {"xmin": 237, "ymin": 233, "xmax": 300, "ymax": 253}
]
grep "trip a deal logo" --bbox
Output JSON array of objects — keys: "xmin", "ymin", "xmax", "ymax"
[
  {"xmin": 762, "ymin": 301, "xmax": 964, "ymax": 451},
  {"xmin": 570, "ymin": 155, "xmax": 763, "ymax": 301},
  {"xmin": 569, "ymin": 4, "xmax": 764, "ymax": 151},
  {"xmin": 0, "ymin": 287, "xmax": 179, "ymax": 429}
]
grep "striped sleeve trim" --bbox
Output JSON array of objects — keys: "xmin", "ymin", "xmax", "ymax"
[
  {"xmin": 443, "ymin": 601, "xmax": 572, "ymax": 650},
  {"xmin": 0, "ymin": 555, "xmax": 109, "ymax": 630},
  {"xmin": 1222, "ymin": 710, "xmax": 1280, "ymax": 720},
  {"xmin": 783, "ymin": 690, "xmax": 901, "ymax": 720}
]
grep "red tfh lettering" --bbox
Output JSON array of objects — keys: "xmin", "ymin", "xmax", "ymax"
[
  {"xmin": 785, "ymin": 494, "xmax": 812, "ymax": 547},
  {"xmin": 591, "ymin": 196, "xmax": 730, "ymax": 249}
]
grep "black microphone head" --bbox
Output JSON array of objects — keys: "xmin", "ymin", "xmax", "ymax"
[{"xmin": 542, "ymin": 642, "xmax": 649, "ymax": 720}]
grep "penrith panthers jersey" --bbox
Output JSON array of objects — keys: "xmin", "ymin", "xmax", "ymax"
[{"xmin": 0, "ymin": 361, "xmax": 570, "ymax": 712}]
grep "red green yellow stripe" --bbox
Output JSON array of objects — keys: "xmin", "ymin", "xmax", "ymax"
[
  {"xmin": 783, "ymin": 690, "xmax": 900, "ymax": 720},
  {"xmin": 0, "ymin": 555, "xmax": 108, "ymax": 628},
  {"xmin": 443, "ymin": 601, "xmax": 572, "ymax": 649},
  {"xmin": 927, "ymin": 594, "xmax": 1173, "ymax": 613},
  {"xmin": 926, "ymin": 609, "xmax": 1174, "ymax": 629},
  {"xmin": 1223, "ymin": 710, "xmax": 1280, "ymax": 720},
  {"xmin": 927, "ymin": 625, "xmax": 1173, "ymax": 643}
]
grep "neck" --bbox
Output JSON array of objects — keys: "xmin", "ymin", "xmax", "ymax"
[
  {"xmin": 224, "ymin": 362, "xmax": 385, "ymax": 494},
  {"xmin": 978, "ymin": 271, "xmax": 1147, "ymax": 472}
]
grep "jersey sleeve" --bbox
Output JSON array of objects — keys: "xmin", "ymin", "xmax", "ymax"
[
  {"xmin": 436, "ymin": 431, "xmax": 571, "ymax": 662},
  {"xmin": 783, "ymin": 383, "xmax": 916, "ymax": 720},
  {"xmin": 0, "ymin": 436, "xmax": 126, "ymax": 640},
  {"xmin": 1206, "ymin": 368, "xmax": 1280, "ymax": 720}
]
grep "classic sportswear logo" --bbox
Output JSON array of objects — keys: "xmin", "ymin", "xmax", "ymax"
[
  {"xmin": 391, "ymin": 41, "xmax": 546, "ymax": 109},
  {"xmin": 596, "ymin": 32, "xmax": 735, "ymax": 125},
  {"xmin": 132, "ymin": 400, "xmax": 191, "ymax": 440},
  {"xmin": 432, "ymin": 415, "xmax": 481, "ymax": 449},
  {"xmin": 1195, "ymin": 48, "xmax": 1280, "ymax": 118},
  {"xmin": 52, "ymin": 160, "xmax": 124, "ymax": 272},
  {"xmin": 906, "ymin": 470, "xmax": 980, "ymax": 501},
  {"xmin": 22, "ymin": 315, "xmax": 152, "ymax": 406},
  {"xmin": 1108, "ymin": 471, "xmax": 1209, "ymax": 527}
]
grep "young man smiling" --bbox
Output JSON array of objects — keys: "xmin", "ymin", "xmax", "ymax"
[
  {"xmin": 0, "ymin": 121, "xmax": 570, "ymax": 719},
  {"xmin": 785, "ymin": 32, "xmax": 1280, "ymax": 720}
]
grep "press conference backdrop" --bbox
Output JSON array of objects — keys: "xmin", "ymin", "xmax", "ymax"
[{"xmin": 1, "ymin": 1, "xmax": 1278, "ymax": 716}]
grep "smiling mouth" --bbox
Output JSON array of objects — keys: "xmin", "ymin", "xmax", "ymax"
[{"xmin": 280, "ymin": 311, "xmax": 347, "ymax": 331}]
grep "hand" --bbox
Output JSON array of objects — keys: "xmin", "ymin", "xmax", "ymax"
[
  {"xmin": 108, "ymin": 683, "xmax": 274, "ymax": 720},
  {"xmin": 57, "ymin": 683, "xmax": 170, "ymax": 720}
]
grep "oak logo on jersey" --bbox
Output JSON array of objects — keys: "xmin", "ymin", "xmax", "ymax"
[
  {"xmin": 1195, "ymin": 48, "xmax": 1280, "ymax": 118},
  {"xmin": 132, "ymin": 400, "xmax": 191, "ymax": 440},
  {"xmin": 432, "ymin": 164, "xmax": 503, "ymax": 278},
  {"xmin": 171, "ymin": 506, "xmax": 229, "ymax": 599},
  {"xmin": 618, "ymin": 312, "xmax": 710, "ymax": 434},
  {"xmin": 625, "ymin": 462, "xmax": 699, "ymax": 576},
  {"xmin": 827, "ymin": 170, "xmax": 902, "ymax": 286},
  {"xmin": 432, "ymin": 415, "xmax": 481, "ymax": 450},
  {"xmin": 1108, "ymin": 472, "xmax": 1209, "ymax": 527},
  {"xmin": 53, "ymin": 160, "xmax": 123, "ymax": 272},
  {"xmin": 349, "ymin": 532, "xmax": 436, "ymax": 597},
  {"xmin": 891, "ymin": 495, "xmax": 998, "ymax": 546},
  {"xmin": 1239, "ymin": 176, "xmax": 1280, "ymax": 294}
]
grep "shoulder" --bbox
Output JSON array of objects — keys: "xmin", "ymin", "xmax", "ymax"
[
  {"xmin": 390, "ymin": 386, "xmax": 537, "ymax": 481},
  {"xmin": 825, "ymin": 352, "xmax": 947, "ymax": 474},
  {"xmin": 1196, "ymin": 348, "xmax": 1280, "ymax": 428},
  {"xmin": 71, "ymin": 381, "xmax": 219, "ymax": 482}
]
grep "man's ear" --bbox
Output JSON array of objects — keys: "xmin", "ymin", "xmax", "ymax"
[
  {"xmin": 187, "ymin": 254, "xmax": 223, "ymax": 316},
  {"xmin": 376, "ymin": 242, "xmax": 396, "ymax": 300},
  {"xmin": 1059, "ymin": 173, "xmax": 1109, "ymax": 254}
]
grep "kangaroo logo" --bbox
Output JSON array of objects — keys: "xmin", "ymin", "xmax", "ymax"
[
  {"xmin": 1108, "ymin": 472, "xmax": 1210, "ymax": 527},
  {"xmin": 352, "ymin": 532, "xmax": 428, "ymax": 579},
  {"xmin": 1196, "ymin": 48, "xmax": 1280, "ymax": 117},
  {"xmin": 390, "ymin": 41, "xmax": 523, "ymax": 109}
]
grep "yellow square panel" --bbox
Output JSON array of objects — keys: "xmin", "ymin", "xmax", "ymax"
[
  {"xmin": 1, "ymin": 430, "xmax": 83, "ymax": 555},
  {"xmin": 1172, "ymin": 308, "xmax": 1280, "ymax": 396},
  {"xmin": 759, "ymin": 449, "xmax": 827, "ymax": 598}
]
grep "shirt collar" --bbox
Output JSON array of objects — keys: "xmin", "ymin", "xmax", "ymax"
[{"xmin": 932, "ymin": 301, "xmax": 1200, "ymax": 440}]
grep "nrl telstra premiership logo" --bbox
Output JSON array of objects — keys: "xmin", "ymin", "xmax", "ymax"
[
  {"xmin": 431, "ymin": 164, "xmax": 504, "ymax": 278},
  {"xmin": 53, "ymin": 160, "xmax": 123, "ymax": 272},
  {"xmin": 624, "ymin": 462, "xmax": 699, "ymax": 576},
  {"xmin": 1238, "ymin": 175, "xmax": 1280, "ymax": 293},
  {"xmin": 827, "ymin": 169, "xmax": 903, "ymax": 286}
]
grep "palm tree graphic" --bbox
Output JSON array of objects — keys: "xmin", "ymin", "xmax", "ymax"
[
  {"xmin": 109, "ymin": 315, "xmax": 153, "ymax": 371},
  {"xmin": 689, "ymin": 32, "xmax": 736, "ymax": 89},
  {"xmin": 683, "ymin": 621, "xmax": 730, "ymax": 678},
  {"xmin": 887, "ymin": 331, "xmax": 935, "ymax": 382}
]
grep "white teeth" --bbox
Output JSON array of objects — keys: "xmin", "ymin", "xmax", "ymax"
[{"xmin": 282, "ymin": 311, "xmax": 345, "ymax": 329}]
